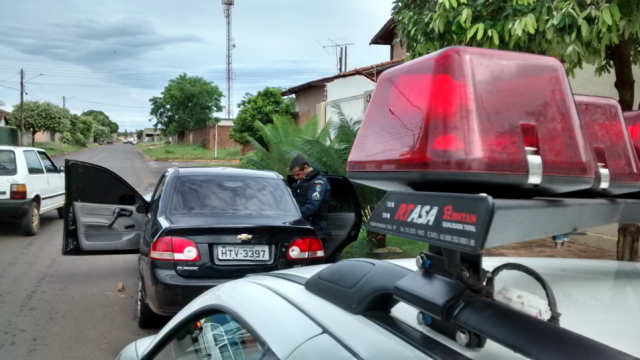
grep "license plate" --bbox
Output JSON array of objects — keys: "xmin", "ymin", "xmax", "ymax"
[{"xmin": 217, "ymin": 245, "xmax": 269, "ymax": 261}]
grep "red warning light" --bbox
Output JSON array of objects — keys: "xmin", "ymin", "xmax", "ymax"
[
  {"xmin": 348, "ymin": 47, "xmax": 594, "ymax": 195},
  {"xmin": 574, "ymin": 95, "xmax": 640, "ymax": 195}
]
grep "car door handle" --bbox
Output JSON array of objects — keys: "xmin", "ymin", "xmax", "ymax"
[{"xmin": 108, "ymin": 208, "xmax": 133, "ymax": 228}]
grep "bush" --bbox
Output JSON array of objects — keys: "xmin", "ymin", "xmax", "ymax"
[
  {"xmin": 198, "ymin": 137, "xmax": 206, "ymax": 148},
  {"xmin": 240, "ymin": 150, "xmax": 260, "ymax": 170},
  {"xmin": 164, "ymin": 140, "xmax": 171, "ymax": 145},
  {"xmin": 60, "ymin": 132, "xmax": 87, "ymax": 147}
]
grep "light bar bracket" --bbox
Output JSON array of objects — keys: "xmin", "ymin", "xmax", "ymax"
[{"xmin": 366, "ymin": 191, "xmax": 640, "ymax": 254}]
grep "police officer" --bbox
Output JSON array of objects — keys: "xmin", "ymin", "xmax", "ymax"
[{"xmin": 289, "ymin": 155, "xmax": 331, "ymax": 238}]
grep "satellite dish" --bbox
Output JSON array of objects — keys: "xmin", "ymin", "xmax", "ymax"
[{"xmin": 0, "ymin": 100, "xmax": 5, "ymax": 106}]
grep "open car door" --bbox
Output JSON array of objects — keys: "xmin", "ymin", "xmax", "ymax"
[
  {"xmin": 62, "ymin": 160, "xmax": 148, "ymax": 255},
  {"xmin": 324, "ymin": 175, "xmax": 362, "ymax": 262}
]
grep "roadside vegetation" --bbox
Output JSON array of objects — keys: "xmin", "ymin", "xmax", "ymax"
[
  {"xmin": 340, "ymin": 234, "xmax": 430, "ymax": 260},
  {"xmin": 8, "ymin": 101, "xmax": 120, "ymax": 149},
  {"xmin": 138, "ymin": 143, "xmax": 241, "ymax": 161},
  {"xmin": 34, "ymin": 141, "xmax": 98, "ymax": 156}
]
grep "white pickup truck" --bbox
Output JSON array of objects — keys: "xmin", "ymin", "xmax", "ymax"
[{"xmin": 0, "ymin": 146, "xmax": 65, "ymax": 235}]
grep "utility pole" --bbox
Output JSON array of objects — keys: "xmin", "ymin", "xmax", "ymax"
[
  {"xmin": 339, "ymin": 47, "xmax": 343, "ymax": 73},
  {"xmin": 20, "ymin": 69, "xmax": 24, "ymax": 146},
  {"xmin": 221, "ymin": 0, "xmax": 235, "ymax": 158},
  {"xmin": 63, "ymin": 96, "xmax": 66, "ymax": 109}
]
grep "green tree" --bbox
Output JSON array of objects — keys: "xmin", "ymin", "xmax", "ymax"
[
  {"xmin": 230, "ymin": 87, "xmax": 295, "ymax": 147},
  {"xmin": 93, "ymin": 125, "xmax": 110, "ymax": 142},
  {"xmin": 149, "ymin": 73, "xmax": 224, "ymax": 136},
  {"xmin": 9, "ymin": 101, "xmax": 70, "ymax": 144},
  {"xmin": 136, "ymin": 129, "xmax": 143, "ymax": 140},
  {"xmin": 81, "ymin": 110, "xmax": 118, "ymax": 134},
  {"xmin": 60, "ymin": 114, "xmax": 90, "ymax": 146},
  {"xmin": 392, "ymin": 0, "xmax": 640, "ymax": 110},
  {"xmin": 78, "ymin": 116, "xmax": 95, "ymax": 139}
]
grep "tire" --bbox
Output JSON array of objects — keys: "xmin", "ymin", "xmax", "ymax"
[
  {"xmin": 137, "ymin": 280, "xmax": 161, "ymax": 329},
  {"xmin": 56, "ymin": 207, "xmax": 64, "ymax": 219},
  {"xmin": 21, "ymin": 202, "xmax": 40, "ymax": 236}
]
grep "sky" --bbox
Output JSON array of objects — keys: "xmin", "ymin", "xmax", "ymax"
[{"xmin": 0, "ymin": 0, "xmax": 394, "ymax": 132}]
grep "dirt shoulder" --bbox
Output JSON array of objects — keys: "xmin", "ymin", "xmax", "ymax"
[{"xmin": 484, "ymin": 238, "xmax": 616, "ymax": 260}]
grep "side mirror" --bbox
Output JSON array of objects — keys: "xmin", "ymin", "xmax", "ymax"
[{"xmin": 59, "ymin": 166, "xmax": 65, "ymax": 173}]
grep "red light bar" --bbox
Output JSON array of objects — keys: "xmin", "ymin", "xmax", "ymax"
[
  {"xmin": 347, "ymin": 47, "xmax": 595, "ymax": 195},
  {"xmin": 574, "ymin": 96, "xmax": 640, "ymax": 195}
]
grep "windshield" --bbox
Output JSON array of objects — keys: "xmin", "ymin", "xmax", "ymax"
[
  {"xmin": 169, "ymin": 176, "xmax": 298, "ymax": 217},
  {"xmin": 0, "ymin": 150, "xmax": 17, "ymax": 176}
]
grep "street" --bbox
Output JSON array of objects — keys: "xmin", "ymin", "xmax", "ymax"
[{"xmin": 0, "ymin": 144, "xmax": 183, "ymax": 359}]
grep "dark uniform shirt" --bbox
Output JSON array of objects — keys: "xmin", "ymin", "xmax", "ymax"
[{"xmin": 292, "ymin": 169, "xmax": 331, "ymax": 237}]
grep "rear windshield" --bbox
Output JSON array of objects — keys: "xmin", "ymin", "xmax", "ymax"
[
  {"xmin": 169, "ymin": 176, "xmax": 298, "ymax": 217},
  {"xmin": 0, "ymin": 150, "xmax": 17, "ymax": 176}
]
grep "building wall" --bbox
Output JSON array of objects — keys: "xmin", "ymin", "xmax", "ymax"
[
  {"xmin": 326, "ymin": 76, "xmax": 375, "ymax": 102},
  {"xmin": 175, "ymin": 124, "xmax": 240, "ymax": 151},
  {"xmin": 325, "ymin": 76, "xmax": 375, "ymax": 127},
  {"xmin": 295, "ymin": 86, "xmax": 326, "ymax": 125},
  {"xmin": 569, "ymin": 64, "xmax": 640, "ymax": 109},
  {"xmin": 391, "ymin": 35, "xmax": 407, "ymax": 61}
]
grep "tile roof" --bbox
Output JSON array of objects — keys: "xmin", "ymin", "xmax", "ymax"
[{"xmin": 281, "ymin": 59, "xmax": 403, "ymax": 96}]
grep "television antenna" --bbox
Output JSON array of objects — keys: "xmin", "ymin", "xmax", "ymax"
[{"xmin": 318, "ymin": 39, "xmax": 353, "ymax": 74}]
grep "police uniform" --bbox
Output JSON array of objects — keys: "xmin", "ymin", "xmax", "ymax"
[{"xmin": 292, "ymin": 169, "xmax": 331, "ymax": 238}]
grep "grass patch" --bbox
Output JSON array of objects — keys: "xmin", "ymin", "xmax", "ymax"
[
  {"xmin": 136, "ymin": 142, "xmax": 162, "ymax": 149},
  {"xmin": 34, "ymin": 142, "xmax": 92, "ymax": 156},
  {"xmin": 141, "ymin": 144, "xmax": 241, "ymax": 161},
  {"xmin": 340, "ymin": 234, "xmax": 429, "ymax": 261}
]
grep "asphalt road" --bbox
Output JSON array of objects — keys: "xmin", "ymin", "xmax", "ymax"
[{"xmin": 0, "ymin": 144, "xmax": 182, "ymax": 359}]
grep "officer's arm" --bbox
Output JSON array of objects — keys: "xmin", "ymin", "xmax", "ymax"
[{"xmin": 299, "ymin": 181, "xmax": 327, "ymax": 218}]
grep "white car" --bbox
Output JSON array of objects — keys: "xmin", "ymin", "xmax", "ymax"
[
  {"xmin": 116, "ymin": 257, "xmax": 640, "ymax": 360},
  {"xmin": 130, "ymin": 138, "xmax": 138, "ymax": 145},
  {"xmin": 0, "ymin": 146, "xmax": 65, "ymax": 235}
]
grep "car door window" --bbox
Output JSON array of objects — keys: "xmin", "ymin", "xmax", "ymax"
[
  {"xmin": 153, "ymin": 312, "xmax": 265, "ymax": 360},
  {"xmin": 37, "ymin": 151, "xmax": 58, "ymax": 173},
  {"xmin": 150, "ymin": 174, "xmax": 168, "ymax": 216},
  {"xmin": 68, "ymin": 163, "xmax": 137, "ymax": 205},
  {"xmin": 23, "ymin": 150, "xmax": 45, "ymax": 175},
  {"xmin": 0, "ymin": 150, "xmax": 17, "ymax": 176}
]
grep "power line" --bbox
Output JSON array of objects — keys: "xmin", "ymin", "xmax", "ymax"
[
  {"xmin": 0, "ymin": 83, "xmax": 19, "ymax": 91},
  {"xmin": 69, "ymin": 98, "xmax": 149, "ymax": 108},
  {"xmin": 0, "ymin": 72, "xmax": 20, "ymax": 83}
]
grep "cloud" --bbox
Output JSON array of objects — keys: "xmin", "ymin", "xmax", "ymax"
[{"xmin": 0, "ymin": 18, "xmax": 203, "ymax": 68}]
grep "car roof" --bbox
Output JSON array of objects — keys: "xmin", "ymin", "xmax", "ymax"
[
  {"xmin": 0, "ymin": 146, "xmax": 45, "ymax": 152},
  {"xmin": 174, "ymin": 167, "xmax": 283, "ymax": 179}
]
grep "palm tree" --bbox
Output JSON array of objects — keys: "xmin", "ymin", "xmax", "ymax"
[{"xmin": 242, "ymin": 103, "xmax": 388, "ymax": 248}]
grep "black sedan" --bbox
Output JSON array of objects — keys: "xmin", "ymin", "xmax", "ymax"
[{"xmin": 61, "ymin": 160, "xmax": 361, "ymax": 328}]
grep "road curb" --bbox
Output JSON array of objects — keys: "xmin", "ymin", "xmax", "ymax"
[
  {"xmin": 50, "ymin": 144, "xmax": 102, "ymax": 158},
  {"xmin": 135, "ymin": 145, "xmax": 154, "ymax": 162}
]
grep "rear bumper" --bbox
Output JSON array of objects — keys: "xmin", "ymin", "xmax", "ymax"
[
  {"xmin": 143, "ymin": 265, "xmax": 234, "ymax": 316},
  {"xmin": 0, "ymin": 199, "xmax": 31, "ymax": 218}
]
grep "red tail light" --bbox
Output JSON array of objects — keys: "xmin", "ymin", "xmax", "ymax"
[
  {"xmin": 574, "ymin": 96, "xmax": 640, "ymax": 194},
  {"xmin": 10, "ymin": 184, "xmax": 27, "ymax": 200},
  {"xmin": 624, "ymin": 111, "xmax": 640, "ymax": 159},
  {"xmin": 287, "ymin": 237, "xmax": 324, "ymax": 260},
  {"xmin": 150, "ymin": 237, "xmax": 200, "ymax": 262},
  {"xmin": 348, "ymin": 46, "xmax": 595, "ymax": 195}
]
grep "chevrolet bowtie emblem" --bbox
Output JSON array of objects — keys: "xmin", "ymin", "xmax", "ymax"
[{"xmin": 237, "ymin": 234, "xmax": 252, "ymax": 241}]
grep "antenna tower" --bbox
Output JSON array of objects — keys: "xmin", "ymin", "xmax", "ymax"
[{"xmin": 222, "ymin": 0, "xmax": 234, "ymax": 119}]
